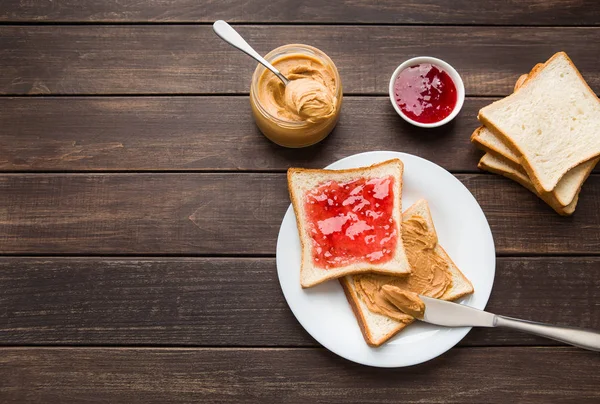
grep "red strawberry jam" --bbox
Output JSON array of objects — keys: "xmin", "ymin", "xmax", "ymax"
[
  {"xmin": 304, "ymin": 176, "xmax": 397, "ymax": 269},
  {"xmin": 393, "ymin": 63, "xmax": 457, "ymax": 124}
]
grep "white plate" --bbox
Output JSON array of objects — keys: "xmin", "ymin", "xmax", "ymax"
[{"xmin": 276, "ymin": 151, "xmax": 495, "ymax": 367}]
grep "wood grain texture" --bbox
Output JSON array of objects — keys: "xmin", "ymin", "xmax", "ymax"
[
  {"xmin": 0, "ymin": 257, "xmax": 598, "ymax": 347},
  {"xmin": 0, "ymin": 0, "xmax": 598, "ymax": 25},
  {"xmin": 2, "ymin": 95, "xmax": 599, "ymax": 173},
  {"xmin": 1, "ymin": 26, "xmax": 600, "ymax": 95},
  {"xmin": 0, "ymin": 96, "xmax": 489, "ymax": 171},
  {"xmin": 1, "ymin": 1, "xmax": 598, "ymax": 399},
  {"xmin": 1, "ymin": 347, "xmax": 599, "ymax": 403},
  {"xmin": 1, "ymin": 173, "xmax": 599, "ymax": 255}
]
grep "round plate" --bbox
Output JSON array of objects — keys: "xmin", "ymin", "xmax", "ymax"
[{"xmin": 276, "ymin": 151, "xmax": 495, "ymax": 367}]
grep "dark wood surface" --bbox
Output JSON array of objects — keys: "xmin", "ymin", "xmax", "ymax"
[
  {"xmin": 1, "ymin": 347, "xmax": 599, "ymax": 403},
  {"xmin": 1, "ymin": 173, "xmax": 600, "ymax": 255},
  {"xmin": 2, "ymin": 26, "xmax": 600, "ymax": 96},
  {"xmin": 3, "ymin": 96, "xmax": 600, "ymax": 173},
  {"xmin": 1, "ymin": 0, "xmax": 599, "ymax": 25},
  {"xmin": 0, "ymin": 96, "xmax": 490, "ymax": 172},
  {"xmin": 0, "ymin": 1, "xmax": 598, "ymax": 402},
  {"xmin": 0, "ymin": 257, "xmax": 598, "ymax": 347}
]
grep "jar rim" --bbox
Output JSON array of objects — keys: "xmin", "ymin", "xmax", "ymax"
[{"xmin": 250, "ymin": 44, "xmax": 342, "ymax": 128}]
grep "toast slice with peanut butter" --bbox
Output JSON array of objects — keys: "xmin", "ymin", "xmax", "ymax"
[{"xmin": 340, "ymin": 199, "xmax": 474, "ymax": 347}]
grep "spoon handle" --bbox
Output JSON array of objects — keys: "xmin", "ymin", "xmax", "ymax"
[
  {"xmin": 213, "ymin": 20, "xmax": 289, "ymax": 85},
  {"xmin": 495, "ymin": 315, "xmax": 600, "ymax": 351}
]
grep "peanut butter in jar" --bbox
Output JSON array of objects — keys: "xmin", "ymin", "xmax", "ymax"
[{"xmin": 250, "ymin": 44, "xmax": 343, "ymax": 148}]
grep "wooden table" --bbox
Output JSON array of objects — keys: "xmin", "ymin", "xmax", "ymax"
[{"xmin": 1, "ymin": 1, "xmax": 599, "ymax": 402}]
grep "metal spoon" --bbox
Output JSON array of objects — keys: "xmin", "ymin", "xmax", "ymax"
[{"xmin": 213, "ymin": 20, "xmax": 289, "ymax": 86}]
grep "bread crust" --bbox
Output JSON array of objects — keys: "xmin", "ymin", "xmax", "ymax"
[
  {"xmin": 472, "ymin": 130, "xmax": 596, "ymax": 210},
  {"xmin": 513, "ymin": 73, "xmax": 529, "ymax": 92},
  {"xmin": 287, "ymin": 168, "xmax": 310, "ymax": 285},
  {"xmin": 471, "ymin": 127, "xmax": 519, "ymax": 164},
  {"xmin": 288, "ymin": 159, "xmax": 402, "ymax": 181},
  {"xmin": 478, "ymin": 152, "xmax": 576, "ymax": 215},
  {"xmin": 339, "ymin": 277, "xmax": 409, "ymax": 347},
  {"xmin": 435, "ymin": 244, "xmax": 474, "ymax": 298}
]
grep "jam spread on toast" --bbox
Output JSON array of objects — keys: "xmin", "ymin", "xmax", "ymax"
[{"xmin": 304, "ymin": 176, "xmax": 397, "ymax": 269}]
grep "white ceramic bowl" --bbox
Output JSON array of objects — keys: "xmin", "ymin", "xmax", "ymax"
[{"xmin": 389, "ymin": 56, "xmax": 465, "ymax": 128}]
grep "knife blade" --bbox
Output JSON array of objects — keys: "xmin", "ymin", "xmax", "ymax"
[
  {"xmin": 418, "ymin": 295, "xmax": 600, "ymax": 351},
  {"xmin": 419, "ymin": 295, "xmax": 495, "ymax": 327}
]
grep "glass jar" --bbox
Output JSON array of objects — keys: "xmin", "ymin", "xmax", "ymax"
[{"xmin": 250, "ymin": 44, "xmax": 343, "ymax": 148}]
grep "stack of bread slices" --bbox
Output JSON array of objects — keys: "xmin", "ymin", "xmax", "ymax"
[{"xmin": 473, "ymin": 52, "xmax": 600, "ymax": 215}]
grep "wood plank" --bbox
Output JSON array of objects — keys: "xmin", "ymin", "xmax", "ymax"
[
  {"xmin": 0, "ymin": 0, "xmax": 598, "ymax": 25},
  {"xmin": 2, "ymin": 95, "xmax": 598, "ymax": 173},
  {"xmin": 0, "ymin": 257, "xmax": 598, "ymax": 347},
  {"xmin": 1, "ymin": 347, "xmax": 598, "ymax": 403},
  {"xmin": 1, "ymin": 26, "xmax": 600, "ymax": 95},
  {"xmin": 1, "ymin": 173, "xmax": 599, "ymax": 255},
  {"xmin": 0, "ymin": 96, "xmax": 490, "ymax": 172}
]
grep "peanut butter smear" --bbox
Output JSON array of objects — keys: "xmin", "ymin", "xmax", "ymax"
[
  {"xmin": 353, "ymin": 215, "xmax": 453, "ymax": 322},
  {"xmin": 381, "ymin": 286, "xmax": 425, "ymax": 319},
  {"xmin": 257, "ymin": 55, "xmax": 337, "ymax": 123}
]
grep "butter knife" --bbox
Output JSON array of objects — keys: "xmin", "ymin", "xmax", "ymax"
[{"xmin": 419, "ymin": 296, "xmax": 600, "ymax": 352}]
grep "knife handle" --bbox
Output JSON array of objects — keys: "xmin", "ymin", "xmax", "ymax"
[{"xmin": 495, "ymin": 315, "xmax": 600, "ymax": 352}]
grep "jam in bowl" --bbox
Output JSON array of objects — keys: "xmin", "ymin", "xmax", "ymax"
[{"xmin": 389, "ymin": 57, "xmax": 465, "ymax": 128}]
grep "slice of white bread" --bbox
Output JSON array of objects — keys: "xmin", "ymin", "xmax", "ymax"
[
  {"xmin": 478, "ymin": 52, "xmax": 600, "ymax": 193},
  {"xmin": 472, "ymin": 126, "xmax": 597, "ymax": 207},
  {"xmin": 478, "ymin": 152, "xmax": 577, "ymax": 216},
  {"xmin": 288, "ymin": 159, "xmax": 411, "ymax": 288},
  {"xmin": 339, "ymin": 199, "xmax": 474, "ymax": 347},
  {"xmin": 472, "ymin": 69, "xmax": 536, "ymax": 166}
]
